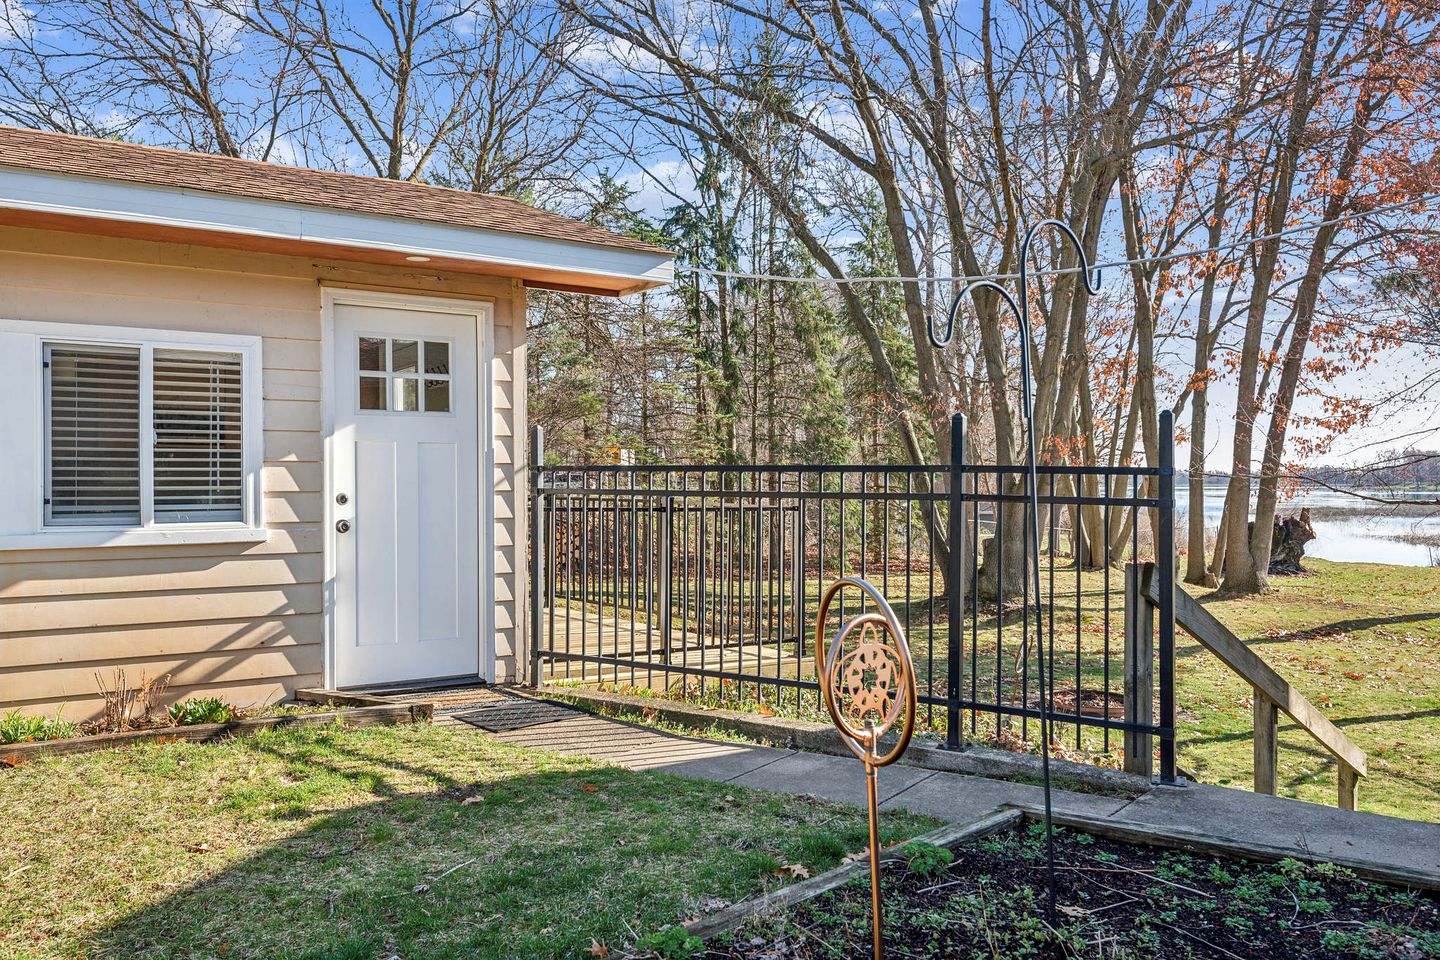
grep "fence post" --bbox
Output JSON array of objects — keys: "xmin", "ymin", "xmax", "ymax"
[
  {"xmin": 529, "ymin": 425, "xmax": 545, "ymax": 687},
  {"xmin": 1157, "ymin": 410, "xmax": 1178, "ymax": 783},
  {"xmin": 791, "ymin": 497, "xmax": 804, "ymax": 662},
  {"xmin": 1338, "ymin": 762, "xmax": 1360, "ymax": 811},
  {"xmin": 946, "ymin": 412, "xmax": 966, "ymax": 750},
  {"xmin": 1253, "ymin": 688, "xmax": 1278, "ymax": 795},
  {"xmin": 1123, "ymin": 563, "xmax": 1154, "ymax": 779},
  {"xmin": 660, "ymin": 494, "xmax": 674, "ymax": 665}
]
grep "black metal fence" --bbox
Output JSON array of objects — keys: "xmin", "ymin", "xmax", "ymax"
[{"xmin": 529, "ymin": 412, "xmax": 1176, "ymax": 781}]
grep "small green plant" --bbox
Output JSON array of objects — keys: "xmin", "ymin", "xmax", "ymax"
[
  {"xmin": 167, "ymin": 697, "xmax": 239, "ymax": 725},
  {"xmin": 899, "ymin": 840, "xmax": 955, "ymax": 878},
  {"xmin": 1319, "ymin": 929, "xmax": 1370, "ymax": 955},
  {"xmin": 636, "ymin": 925, "xmax": 703, "ymax": 959},
  {"xmin": 0, "ymin": 706, "xmax": 77, "ymax": 744}
]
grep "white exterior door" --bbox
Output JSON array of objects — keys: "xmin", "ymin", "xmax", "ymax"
[{"xmin": 329, "ymin": 296, "xmax": 485, "ymax": 689}]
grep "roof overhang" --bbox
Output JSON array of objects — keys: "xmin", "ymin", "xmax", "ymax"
[{"xmin": 0, "ymin": 166, "xmax": 674, "ymax": 297}]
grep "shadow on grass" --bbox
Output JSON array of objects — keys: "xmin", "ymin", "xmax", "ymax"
[
  {"xmin": 1207, "ymin": 609, "xmax": 1440, "ymax": 647},
  {"xmin": 82, "ymin": 728, "xmax": 920, "ymax": 960},
  {"xmin": 1172, "ymin": 608, "xmax": 1440, "ymax": 662},
  {"xmin": 1187, "ymin": 706, "xmax": 1440, "ymax": 751}
]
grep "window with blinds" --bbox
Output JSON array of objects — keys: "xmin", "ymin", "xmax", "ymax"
[
  {"xmin": 45, "ymin": 345, "xmax": 142, "ymax": 525},
  {"xmin": 152, "ymin": 350, "xmax": 244, "ymax": 523},
  {"xmin": 43, "ymin": 341, "xmax": 249, "ymax": 528}
]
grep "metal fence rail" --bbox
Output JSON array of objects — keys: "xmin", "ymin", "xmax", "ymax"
[{"xmin": 530, "ymin": 412, "xmax": 1176, "ymax": 782}]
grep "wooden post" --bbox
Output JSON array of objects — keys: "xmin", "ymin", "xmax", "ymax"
[
  {"xmin": 1339, "ymin": 763, "xmax": 1359, "ymax": 812},
  {"xmin": 1123, "ymin": 564, "xmax": 1155, "ymax": 779},
  {"xmin": 1253, "ymin": 688, "xmax": 1278, "ymax": 796}
]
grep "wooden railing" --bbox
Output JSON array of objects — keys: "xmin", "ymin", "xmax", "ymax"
[{"xmin": 1133, "ymin": 563, "xmax": 1368, "ymax": 810}]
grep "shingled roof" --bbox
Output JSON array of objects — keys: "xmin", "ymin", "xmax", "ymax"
[{"xmin": 0, "ymin": 125, "xmax": 669, "ymax": 257}]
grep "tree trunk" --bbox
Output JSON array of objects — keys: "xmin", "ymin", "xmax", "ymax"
[{"xmin": 1219, "ymin": 0, "xmax": 1328, "ymax": 595}]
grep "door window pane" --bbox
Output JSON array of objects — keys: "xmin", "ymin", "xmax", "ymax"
[
  {"xmin": 424, "ymin": 341, "xmax": 450, "ymax": 375},
  {"xmin": 359, "ymin": 337, "xmax": 386, "ymax": 372},
  {"xmin": 395, "ymin": 377, "xmax": 420, "ymax": 412},
  {"xmin": 425, "ymin": 379, "xmax": 450, "ymax": 413},
  {"xmin": 392, "ymin": 339, "xmax": 418, "ymax": 373},
  {"xmin": 359, "ymin": 376, "xmax": 386, "ymax": 410}
]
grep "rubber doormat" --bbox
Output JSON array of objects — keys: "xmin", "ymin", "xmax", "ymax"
[{"xmin": 448, "ymin": 697, "xmax": 584, "ymax": 733}]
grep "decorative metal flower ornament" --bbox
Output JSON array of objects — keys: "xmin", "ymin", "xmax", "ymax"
[{"xmin": 816, "ymin": 577, "xmax": 917, "ymax": 960}]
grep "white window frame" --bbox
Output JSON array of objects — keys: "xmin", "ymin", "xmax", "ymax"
[{"xmin": 0, "ymin": 317, "xmax": 266, "ymax": 550}]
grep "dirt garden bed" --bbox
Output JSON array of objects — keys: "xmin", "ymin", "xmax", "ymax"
[
  {"xmin": 0, "ymin": 689, "xmax": 430, "ymax": 762},
  {"xmin": 707, "ymin": 817, "xmax": 1440, "ymax": 959}
]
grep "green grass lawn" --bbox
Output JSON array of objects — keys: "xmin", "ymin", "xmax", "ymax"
[
  {"xmin": 0, "ymin": 723, "xmax": 938, "ymax": 960},
  {"xmin": 1176, "ymin": 559, "xmax": 1440, "ymax": 822}
]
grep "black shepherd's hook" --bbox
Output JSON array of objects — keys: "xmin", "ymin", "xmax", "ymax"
[{"xmin": 928, "ymin": 219, "xmax": 1101, "ymax": 924}]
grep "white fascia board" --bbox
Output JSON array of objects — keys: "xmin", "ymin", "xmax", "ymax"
[{"xmin": 0, "ymin": 166, "xmax": 675, "ymax": 289}]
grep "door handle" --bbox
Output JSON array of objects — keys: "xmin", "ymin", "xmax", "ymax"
[{"xmin": 336, "ymin": 519, "xmax": 352, "ymax": 534}]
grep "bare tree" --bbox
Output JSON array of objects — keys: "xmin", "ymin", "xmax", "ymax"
[
  {"xmin": 0, "ymin": 0, "xmax": 305, "ymax": 155},
  {"xmin": 1219, "ymin": 0, "xmax": 1440, "ymax": 594},
  {"xmin": 431, "ymin": 2, "xmax": 597, "ymax": 196}
]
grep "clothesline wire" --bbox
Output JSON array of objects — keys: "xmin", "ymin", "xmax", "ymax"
[{"xmin": 686, "ymin": 190, "xmax": 1440, "ymax": 286}]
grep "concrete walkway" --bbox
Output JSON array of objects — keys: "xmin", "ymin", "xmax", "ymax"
[{"xmin": 395, "ymin": 685, "xmax": 1440, "ymax": 890}]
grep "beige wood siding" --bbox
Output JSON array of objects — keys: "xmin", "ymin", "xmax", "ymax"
[
  {"xmin": 490, "ymin": 280, "xmax": 528, "ymax": 682},
  {"xmin": 0, "ymin": 225, "xmax": 528, "ymax": 718}
]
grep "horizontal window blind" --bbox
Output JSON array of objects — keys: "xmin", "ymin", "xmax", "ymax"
[
  {"xmin": 46, "ymin": 345, "xmax": 142, "ymax": 524},
  {"xmin": 153, "ymin": 349, "xmax": 244, "ymax": 523}
]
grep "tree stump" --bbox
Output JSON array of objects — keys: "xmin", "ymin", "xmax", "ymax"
[{"xmin": 1265, "ymin": 508, "xmax": 1316, "ymax": 575}]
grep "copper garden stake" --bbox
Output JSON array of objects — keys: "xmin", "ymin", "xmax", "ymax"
[{"xmin": 817, "ymin": 578, "xmax": 916, "ymax": 960}]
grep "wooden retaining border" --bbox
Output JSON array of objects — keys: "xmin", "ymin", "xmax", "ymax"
[
  {"xmin": 683, "ymin": 808, "xmax": 1024, "ymax": 941},
  {"xmin": 1038, "ymin": 806, "xmax": 1440, "ymax": 894},
  {"xmin": 0, "ymin": 688, "xmax": 432, "ymax": 762},
  {"xmin": 682, "ymin": 801, "xmax": 1439, "ymax": 945}
]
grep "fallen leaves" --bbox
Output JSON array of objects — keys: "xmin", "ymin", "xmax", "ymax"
[
  {"xmin": 774, "ymin": 863, "xmax": 811, "ymax": 879},
  {"xmin": 585, "ymin": 938, "xmax": 609, "ymax": 958}
]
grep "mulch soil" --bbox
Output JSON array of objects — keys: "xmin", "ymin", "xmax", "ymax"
[{"xmin": 713, "ymin": 823, "xmax": 1440, "ymax": 959}]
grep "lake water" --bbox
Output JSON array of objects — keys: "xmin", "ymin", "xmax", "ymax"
[{"xmin": 1179, "ymin": 480, "xmax": 1440, "ymax": 567}]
